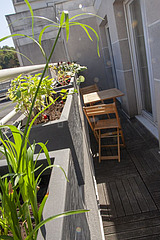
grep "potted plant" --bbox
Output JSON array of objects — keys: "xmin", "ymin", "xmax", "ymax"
[
  {"xmin": 7, "ymin": 70, "xmax": 85, "ymax": 185},
  {"xmin": 50, "ymin": 61, "xmax": 87, "ymax": 90},
  {"xmin": 0, "ymin": 0, "xmax": 101, "ymax": 238}
]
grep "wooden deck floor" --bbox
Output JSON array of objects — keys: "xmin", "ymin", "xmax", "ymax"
[{"xmin": 91, "ymin": 111, "xmax": 160, "ymax": 240}]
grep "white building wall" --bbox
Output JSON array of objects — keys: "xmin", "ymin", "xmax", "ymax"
[
  {"xmin": 8, "ymin": 0, "xmax": 109, "ymax": 90},
  {"xmin": 10, "ymin": 0, "xmax": 160, "ymax": 125},
  {"xmin": 94, "ymin": 0, "xmax": 137, "ymax": 117}
]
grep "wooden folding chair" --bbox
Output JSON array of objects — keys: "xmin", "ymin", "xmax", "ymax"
[
  {"xmin": 79, "ymin": 84, "xmax": 99, "ymax": 98},
  {"xmin": 83, "ymin": 103, "xmax": 125, "ymax": 163}
]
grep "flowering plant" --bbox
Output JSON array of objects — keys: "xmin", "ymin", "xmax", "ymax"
[
  {"xmin": 50, "ymin": 62, "xmax": 87, "ymax": 86},
  {"xmin": 54, "ymin": 61, "xmax": 87, "ymax": 74}
]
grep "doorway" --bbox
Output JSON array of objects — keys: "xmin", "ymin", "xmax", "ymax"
[{"xmin": 124, "ymin": 0, "xmax": 155, "ymax": 121}]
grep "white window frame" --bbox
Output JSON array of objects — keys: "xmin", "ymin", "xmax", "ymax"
[{"xmin": 124, "ymin": 0, "xmax": 156, "ymax": 123}]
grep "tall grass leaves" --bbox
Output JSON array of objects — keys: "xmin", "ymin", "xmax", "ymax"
[
  {"xmin": 64, "ymin": 11, "xmax": 69, "ymax": 41},
  {"xmin": 0, "ymin": 34, "xmax": 46, "ymax": 59},
  {"xmin": 25, "ymin": 209, "xmax": 89, "ymax": 240},
  {"xmin": 24, "ymin": 0, "xmax": 34, "ymax": 38}
]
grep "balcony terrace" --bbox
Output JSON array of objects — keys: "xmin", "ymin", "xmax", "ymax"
[
  {"xmin": 92, "ymin": 106, "xmax": 160, "ymax": 239},
  {"xmin": 1, "ymin": 65, "xmax": 160, "ymax": 239}
]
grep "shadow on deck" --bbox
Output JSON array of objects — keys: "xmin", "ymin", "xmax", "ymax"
[{"xmin": 90, "ymin": 107, "xmax": 160, "ymax": 240}]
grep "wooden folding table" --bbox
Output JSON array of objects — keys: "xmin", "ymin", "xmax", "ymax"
[{"xmin": 83, "ymin": 88, "xmax": 124, "ymax": 105}]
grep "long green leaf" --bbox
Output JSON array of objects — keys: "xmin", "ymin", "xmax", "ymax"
[
  {"xmin": 32, "ymin": 164, "xmax": 43, "ymax": 174},
  {"xmin": 64, "ymin": 11, "xmax": 69, "ymax": 41},
  {"xmin": 18, "ymin": 24, "xmax": 61, "ymax": 171},
  {"xmin": 27, "ymin": 184, "xmax": 39, "ymax": 224},
  {"xmin": 0, "ymin": 138, "xmax": 16, "ymax": 168},
  {"xmin": 25, "ymin": 209, "xmax": 89, "ymax": 240},
  {"xmin": 32, "ymin": 16, "xmax": 59, "ymax": 25},
  {"xmin": 35, "ymin": 142, "xmax": 51, "ymax": 165},
  {"xmin": 0, "ymin": 34, "xmax": 46, "ymax": 59},
  {"xmin": 25, "ymin": 102, "xmax": 53, "ymax": 143},
  {"xmin": 24, "ymin": 0, "xmax": 34, "ymax": 38},
  {"xmin": 60, "ymin": 11, "xmax": 65, "ymax": 26},
  {"xmin": 0, "ymin": 236, "xmax": 14, "ymax": 240},
  {"xmin": 39, "ymin": 25, "xmax": 59, "ymax": 45},
  {"xmin": 0, "ymin": 219, "xmax": 10, "ymax": 233},
  {"xmin": 80, "ymin": 25, "xmax": 93, "ymax": 41},
  {"xmin": 7, "ymin": 16, "xmax": 59, "ymax": 30},
  {"xmin": 69, "ymin": 22, "xmax": 100, "ymax": 56},
  {"xmin": 25, "ymin": 96, "xmax": 60, "ymax": 144},
  {"xmin": 0, "ymin": 130, "xmax": 13, "ymax": 175},
  {"xmin": 69, "ymin": 12, "xmax": 104, "ymax": 21},
  {"xmin": 36, "ymin": 164, "xmax": 69, "ymax": 188},
  {"xmin": 0, "ymin": 178, "xmax": 22, "ymax": 239},
  {"xmin": 0, "ymin": 49, "xmax": 33, "ymax": 64},
  {"xmin": 38, "ymin": 193, "xmax": 48, "ymax": 222},
  {"xmin": 3, "ymin": 125, "xmax": 23, "ymax": 157}
]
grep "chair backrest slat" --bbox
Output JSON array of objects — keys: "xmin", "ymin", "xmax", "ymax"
[
  {"xmin": 84, "ymin": 103, "xmax": 117, "ymax": 116},
  {"xmin": 80, "ymin": 84, "xmax": 99, "ymax": 96},
  {"xmin": 83, "ymin": 102, "xmax": 121, "ymax": 129}
]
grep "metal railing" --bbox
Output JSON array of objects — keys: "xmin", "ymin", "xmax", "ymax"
[
  {"xmin": 0, "ymin": 64, "xmax": 46, "ymax": 82},
  {"xmin": 0, "ymin": 64, "xmax": 46, "ymax": 125}
]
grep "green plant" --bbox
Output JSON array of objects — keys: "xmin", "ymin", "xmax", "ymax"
[
  {"xmin": 0, "ymin": 124, "xmax": 85, "ymax": 239},
  {"xmin": 53, "ymin": 61, "xmax": 87, "ymax": 74},
  {"xmin": 50, "ymin": 61, "xmax": 87, "ymax": 86},
  {"xmin": 7, "ymin": 73, "xmax": 57, "ymax": 117},
  {"xmin": 0, "ymin": 0, "xmax": 102, "ymax": 238},
  {"xmin": 0, "ymin": 46, "xmax": 20, "ymax": 69}
]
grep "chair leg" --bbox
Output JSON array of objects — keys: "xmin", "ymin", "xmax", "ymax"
[
  {"xmin": 94, "ymin": 130, "xmax": 99, "ymax": 142},
  {"xmin": 99, "ymin": 129, "xmax": 101, "ymax": 163},
  {"xmin": 120, "ymin": 129, "xmax": 125, "ymax": 147},
  {"xmin": 117, "ymin": 128, "xmax": 120, "ymax": 162}
]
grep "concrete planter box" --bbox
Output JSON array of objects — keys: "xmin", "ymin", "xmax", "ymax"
[
  {"xmin": 0, "ymin": 95, "xmax": 104, "ymax": 240},
  {"xmin": 37, "ymin": 149, "xmax": 90, "ymax": 240},
  {"xmin": 26, "ymin": 88, "xmax": 84, "ymax": 185},
  {"xmin": 0, "ymin": 150, "xmax": 90, "ymax": 240}
]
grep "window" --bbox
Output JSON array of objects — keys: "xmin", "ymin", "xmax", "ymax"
[{"xmin": 125, "ymin": 0, "xmax": 153, "ymax": 117}]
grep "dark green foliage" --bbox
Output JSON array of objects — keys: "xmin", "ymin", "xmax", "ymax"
[{"xmin": 0, "ymin": 46, "xmax": 20, "ymax": 69}]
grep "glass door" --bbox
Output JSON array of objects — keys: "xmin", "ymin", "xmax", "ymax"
[{"xmin": 125, "ymin": 0, "xmax": 153, "ymax": 118}]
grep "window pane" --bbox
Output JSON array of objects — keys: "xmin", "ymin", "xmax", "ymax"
[{"xmin": 130, "ymin": 0, "xmax": 152, "ymax": 114}]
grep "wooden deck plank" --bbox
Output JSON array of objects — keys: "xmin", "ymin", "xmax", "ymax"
[
  {"xmin": 97, "ymin": 183, "xmax": 111, "ymax": 218},
  {"xmin": 104, "ymin": 215, "xmax": 160, "ymax": 235},
  {"xmin": 128, "ymin": 152, "xmax": 147, "ymax": 176},
  {"xmin": 122, "ymin": 178, "xmax": 141, "ymax": 214},
  {"xmin": 95, "ymin": 165, "xmax": 138, "ymax": 182},
  {"xmin": 134, "ymin": 151, "xmax": 152, "ymax": 175},
  {"xmin": 97, "ymin": 183, "xmax": 107, "ymax": 206},
  {"xmin": 105, "ymin": 224, "xmax": 160, "ymax": 240},
  {"xmin": 150, "ymin": 148, "xmax": 160, "ymax": 163},
  {"xmin": 103, "ymin": 210, "xmax": 160, "ymax": 227},
  {"xmin": 135, "ymin": 176, "xmax": 157, "ymax": 211},
  {"xmin": 132, "ymin": 235, "xmax": 160, "ymax": 240},
  {"xmin": 128, "ymin": 177, "xmax": 149, "ymax": 212},
  {"xmin": 131, "ymin": 119, "xmax": 158, "ymax": 148},
  {"xmin": 141, "ymin": 150, "xmax": 160, "ymax": 173},
  {"xmin": 143, "ymin": 173, "xmax": 160, "ymax": 193},
  {"xmin": 103, "ymin": 182, "xmax": 117, "ymax": 218},
  {"xmin": 109, "ymin": 181, "xmax": 125, "ymax": 217},
  {"xmin": 115, "ymin": 180, "xmax": 133, "ymax": 216},
  {"xmin": 151, "ymin": 192, "xmax": 160, "ymax": 210}
]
